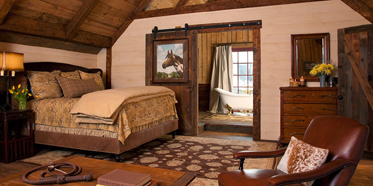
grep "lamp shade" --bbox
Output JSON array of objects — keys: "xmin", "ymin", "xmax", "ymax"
[
  {"xmin": 5, "ymin": 52, "xmax": 24, "ymax": 71},
  {"xmin": 0, "ymin": 52, "xmax": 3, "ymax": 69}
]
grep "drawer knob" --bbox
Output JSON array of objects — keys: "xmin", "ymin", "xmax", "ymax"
[
  {"xmin": 291, "ymin": 94, "xmax": 305, "ymax": 98},
  {"xmin": 338, "ymin": 95, "xmax": 343, "ymax": 100}
]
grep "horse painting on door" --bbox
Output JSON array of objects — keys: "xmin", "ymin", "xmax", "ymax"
[{"xmin": 153, "ymin": 39, "xmax": 188, "ymax": 83}]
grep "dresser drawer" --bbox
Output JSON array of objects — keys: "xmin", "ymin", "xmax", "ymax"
[
  {"xmin": 283, "ymin": 90, "xmax": 337, "ymax": 104},
  {"xmin": 282, "ymin": 116, "xmax": 315, "ymax": 127},
  {"xmin": 282, "ymin": 127, "xmax": 307, "ymax": 142},
  {"xmin": 283, "ymin": 104, "xmax": 337, "ymax": 115}
]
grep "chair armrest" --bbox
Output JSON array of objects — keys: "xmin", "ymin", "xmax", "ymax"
[
  {"xmin": 267, "ymin": 159, "xmax": 358, "ymax": 186},
  {"xmin": 234, "ymin": 148, "xmax": 287, "ymax": 159}
]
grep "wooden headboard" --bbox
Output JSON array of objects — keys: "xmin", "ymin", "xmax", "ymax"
[{"xmin": 24, "ymin": 62, "xmax": 103, "ymax": 76}]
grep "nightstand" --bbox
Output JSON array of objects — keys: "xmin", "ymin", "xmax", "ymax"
[{"xmin": 0, "ymin": 110, "xmax": 34, "ymax": 164}]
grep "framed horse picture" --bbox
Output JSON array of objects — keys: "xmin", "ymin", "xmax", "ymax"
[{"xmin": 153, "ymin": 39, "xmax": 188, "ymax": 83}]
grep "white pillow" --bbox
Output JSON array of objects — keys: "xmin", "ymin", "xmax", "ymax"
[{"xmin": 277, "ymin": 136, "xmax": 329, "ymax": 186}]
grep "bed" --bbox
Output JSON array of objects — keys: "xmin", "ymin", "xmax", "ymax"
[{"xmin": 23, "ymin": 62, "xmax": 179, "ymax": 161}]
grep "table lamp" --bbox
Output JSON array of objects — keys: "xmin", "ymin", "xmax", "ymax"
[
  {"xmin": 4, "ymin": 52, "xmax": 24, "ymax": 76},
  {"xmin": 0, "ymin": 51, "xmax": 4, "ymax": 76},
  {"xmin": 0, "ymin": 52, "xmax": 24, "ymax": 110}
]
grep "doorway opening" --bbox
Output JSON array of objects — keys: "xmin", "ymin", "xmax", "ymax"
[{"xmin": 197, "ymin": 28, "xmax": 261, "ymax": 141}]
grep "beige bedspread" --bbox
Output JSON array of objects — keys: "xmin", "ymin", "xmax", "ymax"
[
  {"xmin": 70, "ymin": 86, "xmax": 177, "ymax": 125},
  {"xmin": 30, "ymin": 86, "xmax": 178, "ymax": 144}
]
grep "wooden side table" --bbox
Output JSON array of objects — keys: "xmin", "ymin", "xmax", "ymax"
[{"xmin": 0, "ymin": 110, "xmax": 34, "ymax": 164}]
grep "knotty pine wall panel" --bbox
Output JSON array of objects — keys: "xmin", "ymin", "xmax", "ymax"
[{"xmin": 198, "ymin": 30, "xmax": 253, "ymax": 84}]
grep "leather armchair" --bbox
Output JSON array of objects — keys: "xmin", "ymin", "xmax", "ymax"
[{"xmin": 218, "ymin": 115, "xmax": 369, "ymax": 186}]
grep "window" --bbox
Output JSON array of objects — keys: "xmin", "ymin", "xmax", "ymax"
[{"xmin": 232, "ymin": 48, "xmax": 253, "ymax": 94}]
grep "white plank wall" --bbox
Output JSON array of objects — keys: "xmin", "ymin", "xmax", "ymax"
[
  {"xmin": 0, "ymin": 42, "xmax": 97, "ymax": 68},
  {"xmin": 112, "ymin": 0, "xmax": 370, "ymax": 140}
]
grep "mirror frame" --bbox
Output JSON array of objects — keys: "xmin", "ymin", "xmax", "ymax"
[{"xmin": 291, "ymin": 33, "xmax": 330, "ymax": 82}]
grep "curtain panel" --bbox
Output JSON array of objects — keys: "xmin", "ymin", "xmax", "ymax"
[{"xmin": 209, "ymin": 45, "xmax": 233, "ymax": 113}]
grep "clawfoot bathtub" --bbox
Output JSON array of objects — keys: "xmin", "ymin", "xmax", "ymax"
[{"xmin": 215, "ymin": 88, "xmax": 253, "ymax": 115}]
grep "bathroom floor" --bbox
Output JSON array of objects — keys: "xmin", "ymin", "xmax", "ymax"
[{"xmin": 198, "ymin": 111, "xmax": 253, "ymax": 126}]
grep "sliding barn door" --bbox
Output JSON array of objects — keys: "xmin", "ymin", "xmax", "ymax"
[
  {"xmin": 338, "ymin": 24, "xmax": 373, "ymax": 152},
  {"xmin": 145, "ymin": 31, "xmax": 198, "ymax": 136}
]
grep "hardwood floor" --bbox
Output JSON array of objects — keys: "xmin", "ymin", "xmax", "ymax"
[{"xmin": 1, "ymin": 131, "xmax": 372, "ymax": 185}]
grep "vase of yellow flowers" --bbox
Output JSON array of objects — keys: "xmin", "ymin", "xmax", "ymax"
[
  {"xmin": 309, "ymin": 63, "xmax": 334, "ymax": 87},
  {"xmin": 9, "ymin": 84, "xmax": 33, "ymax": 111}
]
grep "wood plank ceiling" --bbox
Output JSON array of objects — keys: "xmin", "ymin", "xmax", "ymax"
[{"xmin": 0, "ymin": 0, "xmax": 371, "ymax": 54}]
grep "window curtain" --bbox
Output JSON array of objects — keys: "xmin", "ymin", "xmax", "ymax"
[{"xmin": 209, "ymin": 45, "xmax": 233, "ymax": 114}]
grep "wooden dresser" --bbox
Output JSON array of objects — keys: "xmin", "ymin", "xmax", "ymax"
[{"xmin": 279, "ymin": 87, "xmax": 338, "ymax": 145}]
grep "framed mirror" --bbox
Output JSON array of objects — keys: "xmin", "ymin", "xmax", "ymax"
[{"xmin": 291, "ymin": 33, "xmax": 330, "ymax": 82}]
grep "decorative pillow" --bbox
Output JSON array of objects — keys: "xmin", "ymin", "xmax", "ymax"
[
  {"xmin": 277, "ymin": 136, "xmax": 329, "ymax": 186},
  {"xmin": 27, "ymin": 71, "xmax": 63, "ymax": 100},
  {"xmin": 79, "ymin": 70, "xmax": 105, "ymax": 90},
  {"xmin": 56, "ymin": 75, "xmax": 99, "ymax": 98},
  {"xmin": 61, "ymin": 70, "xmax": 81, "ymax": 79}
]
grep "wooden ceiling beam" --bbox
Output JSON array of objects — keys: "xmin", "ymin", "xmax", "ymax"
[
  {"xmin": 0, "ymin": 30, "xmax": 102, "ymax": 54},
  {"xmin": 111, "ymin": 0, "xmax": 154, "ymax": 45},
  {"xmin": 176, "ymin": 0, "xmax": 189, "ymax": 7},
  {"xmin": 341, "ymin": 0, "xmax": 373, "ymax": 23},
  {"xmin": 0, "ymin": 0, "xmax": 15, "ymax": 25},
  {"xmin": 0, "ymin": 13, "xmax": 111, "ymax": 47},
  {"xmin": 134, "ymin": 0, "xmax": 327, "ymax": 19},
  {"xmin": 66, "ymin": 0, "xmax": 100, "ymax": 39}
]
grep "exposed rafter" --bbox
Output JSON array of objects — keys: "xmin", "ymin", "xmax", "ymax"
[
  {"xmin": 0, "ymin": 30, "xmax": 102, "ymax": 54},
  {"xmin": 0, "ymin": 13, "xmax": 111, "ymax": 47},
  {"xmin": 0, "ymin": 0, "xmax": 15, "ymax": 25},
  {"xmin": 112, "ymin": 0, "xmax": 155, "ymax": 45},
  {"xmin": 66, "ymin": 0, "xmax": 100, "ymax": 39},
  {"xmin": 134, "ymin": 0, "xmax": 327, "ymax": 19},
  {"xmin": 341, "ymin": 0, "xmax": 373, "ymax": 23}
]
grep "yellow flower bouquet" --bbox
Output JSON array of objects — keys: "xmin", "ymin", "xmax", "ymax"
[
  {"xmin": 309, "ymin": 63, "xmax": 334, "ymax": 76},
  {"xmin": 9, "ymin": 84, "xmax": 34, "ymax": 110}
]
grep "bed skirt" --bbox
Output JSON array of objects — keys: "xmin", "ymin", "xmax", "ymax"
[{"xmin": 34, "ymin": 119, "xmax": 178, "ymax": 154}]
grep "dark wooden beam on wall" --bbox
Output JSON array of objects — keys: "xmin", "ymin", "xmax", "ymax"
[
  {"xmin": 0, "ymin": 13, "xmax": 111, "ymax": 47},
  {"xmin": 341, "ymin": 0, "xmax": 373, "ymax": 23},
  {"xmin": 134, "ymin": 0, "xmax": 327, "ymax": 19},
  {"xmin": 112, "ymin": 0, "xmax": 154, "ymax": 45},
  {"xmin": 0, "ymin": 0, "xmax": 15, "ymax": 25},
  {"xmin": 253, "ymin": 28, "xmax": 261, "ymax": 141},
  {"xmin": 0, "ymin": 30, "xmax": 102, "ymax": 54},
  {"xmin": 106, "ymin": 47, "xmax": 112, "ymax": 89},
  {"xmin": 193, "ymin": 20, "xmax": 262, "ymax": 33},
  {"xmin": 66, "ymin": 0, "xmax": 100, "ymax": 39}
]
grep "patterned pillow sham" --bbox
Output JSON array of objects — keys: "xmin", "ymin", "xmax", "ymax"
[
  {"xmin": 78, "ymin": 70, "xmax": 105, "ymax": 90},
  {"xmin": 49, "ymin": 70, "xmax": 81, "ymax": 79},
  {"xmin": 56, "ymin": 75, "xmax": 99, "ymax": 98},
  {"xmin": 27, "ymin": 71, "xmax": 63, "ymax": 100},
  {"xmin": 277, "ymin": 136, "xmax": 329, "ymax": 186}
]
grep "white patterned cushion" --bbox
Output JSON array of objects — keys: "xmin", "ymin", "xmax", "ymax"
[{"xmin": 277, "ymin": 136, "xmax": 329, "ymax": 186}]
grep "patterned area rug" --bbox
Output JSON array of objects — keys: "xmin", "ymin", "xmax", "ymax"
[
  {"xmin": 201, "ymin": 114, "xmax": 253, "ymax": 122},
  {"xmin": 22, "ymin": 135, "xmax": 277, "ymax": 185}
]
